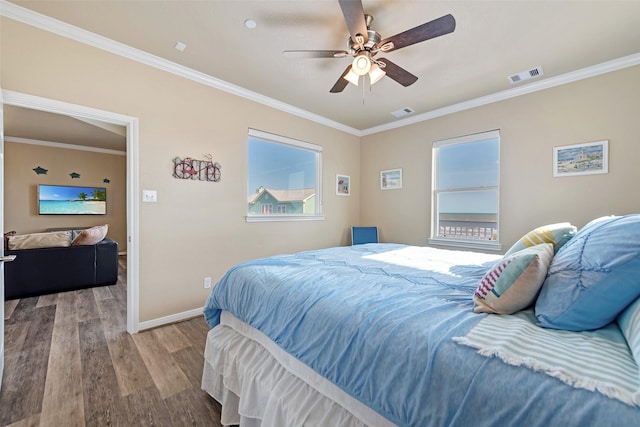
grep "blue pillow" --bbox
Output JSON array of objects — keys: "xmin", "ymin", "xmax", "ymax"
[{"xmin": 535, "ymin": 214, "xmax": 640, "ymax": 331}]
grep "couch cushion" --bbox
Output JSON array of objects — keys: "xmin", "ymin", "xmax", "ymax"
[
  {"xmin": 71, "ymin": 224, "xmax": 108, "ymax": 246},
  {"xmin": 7, "ymin": 231, "xmax": 72, "ymax": 250}
]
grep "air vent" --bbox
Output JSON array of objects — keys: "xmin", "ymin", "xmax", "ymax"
[
  {"xmin": 508, "ymin": 66, "xmax": 544, "ymax": 84},
  {"xmin": 391, "ymin": 107, "xmax": 415, "ymax": 118}
]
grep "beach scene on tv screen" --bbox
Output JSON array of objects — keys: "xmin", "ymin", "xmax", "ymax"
[{"xmin": 39, "ymin": 185, "xmax": 106, "ymax": 215}]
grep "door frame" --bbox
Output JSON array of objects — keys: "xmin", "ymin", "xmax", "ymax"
[{"xmin": 2, "ymin": 89, "xmax": 140, "ymax": 333}]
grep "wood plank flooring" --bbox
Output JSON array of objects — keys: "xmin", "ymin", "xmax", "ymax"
[{"xmin": 1, "ymin": 257, "xmax": 223, "ymax": 426}]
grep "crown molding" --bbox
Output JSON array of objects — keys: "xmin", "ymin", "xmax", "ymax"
[
  {"xmin": 362, "ymin": 52, "xmax": 640, "ymax": 136},
  {"xmin": 0, "ymin": 1, "xmax": 362, "ymax": 137},
  {"xmin": 2, "ymin": 1, "xmax": 638, "ymax": 138},
  {"xmin": 4, "ymin": 136, "xmax": 126, "ymax": 156}
]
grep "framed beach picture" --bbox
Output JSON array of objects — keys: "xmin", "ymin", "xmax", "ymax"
[
  {"xmin": 380, "ymin": 168, "xmax": 402, "ymax": 190},
  {"xmin": 553, "ymin": 140, "xmax": 608, "ymax": 177},
  {"xmin": 336, "ymin": 174, "xmax": 350, "ymax": 196}
]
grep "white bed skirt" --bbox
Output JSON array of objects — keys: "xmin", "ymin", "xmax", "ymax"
[{"xmin": 201, "ymin": 311, "xmax": 396, "ymax": 427}]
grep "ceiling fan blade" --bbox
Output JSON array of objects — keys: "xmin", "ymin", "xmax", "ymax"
[
  {"xmin": 283, "ymin": 50, "xmax": 349, "ymax": 59},
  {"xmin": 379, "ymin": 14, "xmax": 456, "ymax": 53},
  {"xmin": 338, "ymin": 0, "xmax": 368, "ymax": 45},
  {"xmin": 330, "ymin": 65, "xmax": 352, "ymax": 93},
  {"xmin": 378, "ymin": 58, "xmax": 418, "ymax": 87}
]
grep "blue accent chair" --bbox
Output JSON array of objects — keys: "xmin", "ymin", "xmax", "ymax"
[{"xmin": 351, "ymin": 226, "xmax": 379, "ymax": 245}]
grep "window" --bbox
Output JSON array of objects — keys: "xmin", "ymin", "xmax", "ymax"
[
  {"xmin": 430, "ymin": 130, "xmax": 501, "ymax": 251},
  {"xmin": 247, "ymin": 129, "xmax": 323, "ymax": 222}
]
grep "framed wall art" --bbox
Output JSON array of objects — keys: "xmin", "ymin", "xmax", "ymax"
[
  {"xmin": 553, "ymin": 140, "xmax": 608, "ymax": 177},
  {"xmin": 380, "ymin": 168, "xmax": 402, "ymax": 190},
  {"xmin": 336, "ymin": 174, "xmax": 350, "ymax": 196}
]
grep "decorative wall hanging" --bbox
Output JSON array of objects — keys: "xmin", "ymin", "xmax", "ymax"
[
  {"xmin": 103, "ymin": 178, "xmax": 110, "ymax": 184},
  {"xmin": 173, "ymin": 155, "xmax": 222, "ymax": 182},
  {"xmin": 380, "ymin": 168, "xmax": 402, "ymax": 190},
  {"xmin": 70, "ymin": 172, "xmax": 81, "ymax": 179},
  {"xmin": 33, "ymin": 166, "xmax": 48, "ymax": 175},
  {"xmin": 336, "ymin": 174, "xmax": 350, "ymax": 196},
  {"xmin": 553, "ymin": 140, "xmax": 608, "ymax": 177}
]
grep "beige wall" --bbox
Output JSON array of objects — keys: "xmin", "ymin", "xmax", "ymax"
[
  {"xmin": 4, "ymin": 16, "xmax": 639, "ymax": 322},
  {"xmin": 361, "ymin": 65, "xmax": 640, "ymax": 250},
  {"xmin": 1, "ymin": 18, "xmax": 360, "ymax": 322},
  {"xmin": 4, "ymin": 141, "xmax": 127, "ymax": 251}
]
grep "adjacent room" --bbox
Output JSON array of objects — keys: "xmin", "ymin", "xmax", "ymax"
[{"xmin": 2, "ymin": 0, "xmax": 640, "ymax": 425}]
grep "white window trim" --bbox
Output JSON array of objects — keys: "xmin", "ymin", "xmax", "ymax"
[
  {"xmin": 246, "ymin": 128, "xmax": 324, "ymax": 223},
  {"xmin": 430, "ymin": 129, "xmax": 501, "ymax": 251}
]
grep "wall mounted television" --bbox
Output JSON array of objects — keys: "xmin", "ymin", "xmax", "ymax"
[{"xmin": 38, "ymin": 184, "xmax": 107, "ymax": 215}]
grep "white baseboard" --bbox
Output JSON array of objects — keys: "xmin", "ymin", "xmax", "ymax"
[{"xmin": 137, "ymin": 307, "xmax": 203, "ymax": 331}]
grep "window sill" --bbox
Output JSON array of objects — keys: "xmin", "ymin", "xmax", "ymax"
[
  {"xmin": 428, "ymin": 238, "xmax": 502, "ymax": 252},
  {"xmin": 246, "ymin": 214, "xmax": 325, "ymax": 223}
]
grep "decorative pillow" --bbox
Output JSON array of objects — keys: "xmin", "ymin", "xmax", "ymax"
[
  {"xmin": 505, "ymin": 222, "xmax": 577, "ymax": 256},
  {"xmin": 474, "ymin": 243, "xmax": 554, "ymax": 314},
  {"xmin": 71, "ymin": 224, "xmax": 108, "ymax": 246},
  {"xmin": 617, "ymin": 296, "xmax": 640, "ymax": 368},
  {"xmin": 7, "ymin": 231, "xmax": 72, "ymax": 250},
  {"xmin": 4, "ymin": 230, "xmax": 16, "ymax": 250},
  {"xmin": 535, "ymin": 214, "xmax": 640, "ymax": 331},
  {"xmin": 71, "ymin": 229, "xmax": 85, "ymax": 240}
]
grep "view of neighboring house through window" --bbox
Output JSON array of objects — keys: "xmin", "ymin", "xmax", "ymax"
[
  {"xmin": 430, "ymin": 130, "xmax": 501, "ymax": 251},
  {"xmin": 247, "ymin": 129, "xmax": 323, "ymax": 222}
]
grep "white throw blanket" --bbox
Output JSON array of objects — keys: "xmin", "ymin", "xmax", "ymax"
[{"xmin": 453, "ymin": 310, "xmax": 640, "ymax": 407}]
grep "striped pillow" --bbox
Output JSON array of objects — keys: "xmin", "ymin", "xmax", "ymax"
[
  {"xmin": 474, "ymin": 243, "xmax": 554, "ymax": 314},
  {"xmin": 618, "ymin": 297, "xmax": 640, "ymax": 367},
  {"xmin": 505, "ymin": 222, "xmax": 576, "ymax": 256}
]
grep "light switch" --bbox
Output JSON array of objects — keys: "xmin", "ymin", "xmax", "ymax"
[{"xmin": 142, "ymin": 190, "xmax": 158, "ymax": 203}]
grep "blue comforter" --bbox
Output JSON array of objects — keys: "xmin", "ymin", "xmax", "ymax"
[{"xmin": 203, "ymin": 244, "xmax": 640, "ymax": 426}]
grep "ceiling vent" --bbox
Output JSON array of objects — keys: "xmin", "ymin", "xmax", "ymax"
[
  {"xmin": 508, "ymin": 66, "xmax": 544, "ymax": 84},
  {"xmin": 391, "ymin": 107, "xmax": 415, "ymax": 118}
]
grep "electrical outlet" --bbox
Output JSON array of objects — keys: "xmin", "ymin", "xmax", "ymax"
[{"xmin": 204, "ymin": 277, "xmax": 212, "ymax": 289}]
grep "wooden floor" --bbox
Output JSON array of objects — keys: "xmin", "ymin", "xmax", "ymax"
[{"xmin": 1, "ymin": 257, "xmax": 223, "ymax": 427}]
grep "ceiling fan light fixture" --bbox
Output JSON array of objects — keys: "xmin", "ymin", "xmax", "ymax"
[
  {"xmin": 379, "ymin": 41, "xmax": 394, "ymax": 52},
  {"xmin": 352, "ymin": 54, "xmax": 371, "ymax": 76},
  {"xmin": 369, "ymin": 63, "xmax": 386, "ymax": 85},
  {"xmin": 344, "ymin": 68, "xmax": 360, "ymax": 86}
]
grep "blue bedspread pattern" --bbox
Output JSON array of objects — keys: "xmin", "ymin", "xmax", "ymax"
[{"xmin": 203, "ymin": 244, "xmax": 640, "ymax": 426}]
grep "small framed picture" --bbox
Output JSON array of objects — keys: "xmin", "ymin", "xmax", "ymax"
[
  {"xmin": 553, "ymin": 140, "xmax": 608, "ymax": 177},
  {"xmin": 336, "ymin": 174, "xmax": 350, "ymax": 196},
  {"xmin": 380, "ymin": 168, "xmax": 402, "ymax": 190}
]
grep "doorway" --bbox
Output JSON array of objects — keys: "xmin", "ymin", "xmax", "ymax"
[{"xmin": 2, "ymin": 90, "xmax": 140, "ymax": 333}]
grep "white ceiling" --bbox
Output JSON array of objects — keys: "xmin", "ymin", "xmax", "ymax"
[{"xmin": 3, "ymin": 0, "xmax": 640, "ymax": 145}]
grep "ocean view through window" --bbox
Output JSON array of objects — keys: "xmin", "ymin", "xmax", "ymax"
[
  {"xmin": 246, "ymin": 129, "xmax": 323, "ymax": 222},
  {"xmin": 430, "ymin": 130, "xmax": 500, "ymax": 251}
]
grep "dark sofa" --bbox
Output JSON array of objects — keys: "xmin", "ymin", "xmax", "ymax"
[{"xmin": 4, "ymin": 238, "xmax": 119, "ymax": 300}]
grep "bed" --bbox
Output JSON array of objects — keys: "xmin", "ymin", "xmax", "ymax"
[{"xmin": 202, "ymin": 215, "xmax": 640, "ymax": 426}]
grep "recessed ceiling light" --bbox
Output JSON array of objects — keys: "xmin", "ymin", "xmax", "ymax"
[
  {"xmin": 244, "ymin": 19, "xmax": 257, "ymax": 30},
  {"xmin": 174, "ymin": 42, "xmax": 187, "ymax": 52}
]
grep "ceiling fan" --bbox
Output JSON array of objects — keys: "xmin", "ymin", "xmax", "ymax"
[{"xmin": 283, "ymin": 0, "xmax": 456, "ymax": 93}]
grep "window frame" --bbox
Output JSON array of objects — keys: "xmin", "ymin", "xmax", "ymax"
[
  {"xmin": 246, "ymin": 128, "xmax": 324, "ymax": 223},
  {"xmin": 429, "ymin": 130, "xmax": 502, "ymax": 251}
]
